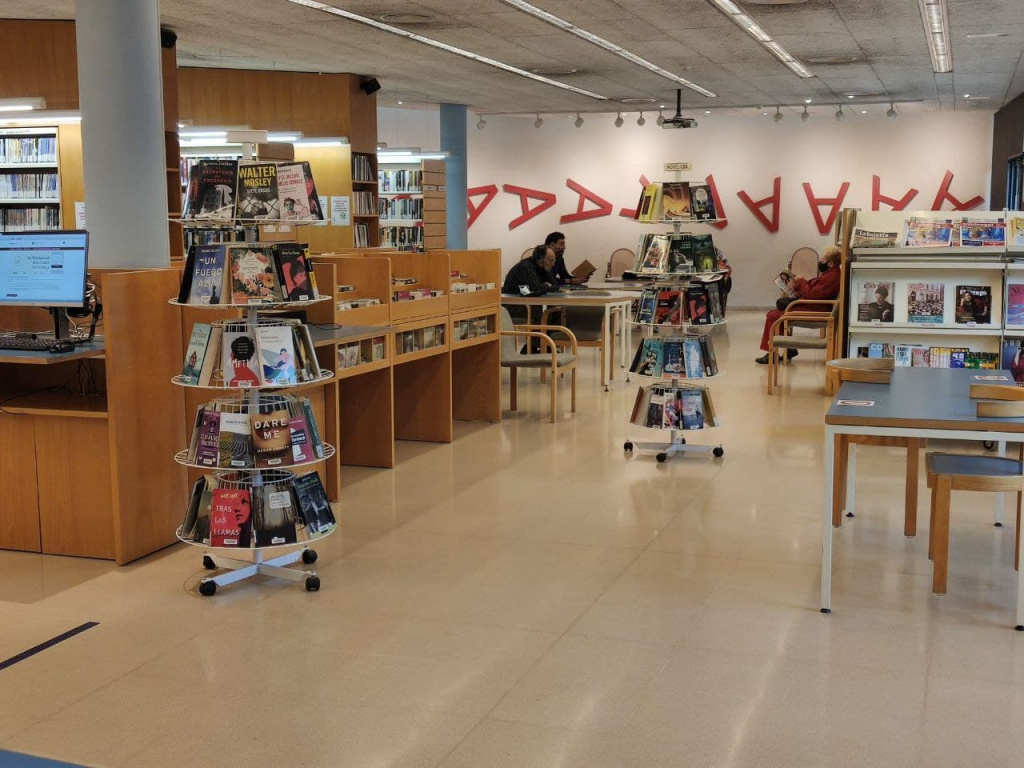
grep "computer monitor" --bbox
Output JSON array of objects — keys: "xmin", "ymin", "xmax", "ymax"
[{"xmin": 0, "ymin": 230, "xmax": 89, "ymax": 309}]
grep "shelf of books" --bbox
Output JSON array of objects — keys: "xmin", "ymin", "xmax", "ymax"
[
  {"xmin": 378, "ymin": 159, "xmax": 447, "ymax": 250},
  {"xmin": 449, "ymin": 249, "xmax": 502, "ymax": 423},
  {"xmin": 0, "ymin": 127, "xmax": 61, "ymax": 232},
  {"xmin": 623, "ymin": 331, "xmax": 724, "ymax": 462},
  {"xmin": 172, "ymin": 229, "xmax": 339, "ymax": 595}
]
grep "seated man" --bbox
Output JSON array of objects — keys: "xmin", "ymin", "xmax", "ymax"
[
  {"xmin": 502, "ymin": 245, "xmax": 558, "ymax": 296},
  {"xmin": 544, "ymin": 231, "xmax": 588, "ymax": 286},
  {"xmin": 755, "ymin": 245, "xmax": 841, "ymax": 364}
]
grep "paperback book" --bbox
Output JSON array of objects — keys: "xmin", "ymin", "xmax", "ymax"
[
  {"xmin": 181, "ymin": 323, "xmax": 214, "ymax": 385},
  {"xmin": 186, "ymin": 159, "xmax": 237, "ymax": 220},
  {"xmin": 187, "ymin": 244, "xmax": 227, "ymax": 305},
  {"xmin": 666, "ymin": 234, "xmax": 692, "ymax": 273},
  {"xmin": 196, "ymin": 409, "xmax": 222, "ymax": 468},
  {"xmin": 661, "ymin": 182, "xmax": 691, "ymax": 220},
  {"xmin": 640, "ymin": 235, "xmax": 670, "ymax": 272},
  {"xmin": 250, "ymin": 399, "xmax": 293, "ymax": 468},
  {"xmin": 209, "ymin": 488, "xmax": 253, "ymax": 548},
  {"xmin": 276, "ymin": 163, "xmax": 312, "ymax": 220},
  {"xmin": 274, "ymin": 243, "xmax": 316, "ymax": 302},
  {"xmin": 690, "ymin": 234, "xmax": 717, "ymax": 273},
  {"xmin": 218, "ymin": 411, "xmax": 253, "ymax": 469},
  {"xmin": 255, "ymin": 325, "xmax": 299, "ymax": 385},
  {"xmin": 222, "ymin": 326, "xmax": 262, "ymax": 387},
  {"xmin": 857, "ymin": 282, "xmax": 895, "ymax": 322},
  {"xmin": 253, "ymin": 485, "xmax": 299, "ymax": 547},
  {"xmin": 228, "ymin": 245, "xmax": 279, "ymax": 304},
  {"xmin": 292, "ymin": 471, "xmax": 336, "ymax": 535},
  {"xmin": 235, "ymin": 162, "xmax": 280, "ymax": 219},
  {"xmin": 689, "ymin": 183, "xmax": 717, "ymax": 220}
]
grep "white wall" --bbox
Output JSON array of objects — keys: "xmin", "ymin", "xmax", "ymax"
[
  {"xmin": 379, "ymin": 107, "xmax": 994, "ymax": 307},
  {"xmin": 378, "ymin": 106, "xmax": 440, "ymax": 150}
]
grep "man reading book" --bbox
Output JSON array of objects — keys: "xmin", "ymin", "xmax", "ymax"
[
  {"xmin": 755, "ymin": 246, "xmax": 841, "ymax": 364},
  {"xmin": 545, "ymin": 231, "xmax": 593, "ymax": 286}
]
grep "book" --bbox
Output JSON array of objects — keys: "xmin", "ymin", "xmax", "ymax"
[
  {"xmin": 705, "ymin": 280, "xmax": 724, "ymax": 322},
  {"xmin": 180, "ymin": 477, "xmax": 206, "ymax": 540},
  {"xmin": 181, "ymin": 323, "xmax": 214, "ymax": 385},
  {"xmin": 666, "ymin": 234, "xmax": 692, "ymax": 274},
  {"xmin": 682, "ymin": 338, "xmax": 703, "ymax": 378},
  {"xmin": 640, "ymin": 235, "xmax": 670, "ymax": 272},
  {"xmin": 177, "ymin": 246, "xmax": 196, "ymax": 303},
  {"xmin": 276, "ymin": 162, "xmax": 312, "ymax": 220},
  {"xmin": 571, "ymin": 259, "xmax": 598, "ymax": 280},
  {"xmin": 680, "ymin": 388, "xmax": 704, "ymax": 430},
  {"xmin": 187, "ymin": 244, "xmax": 227, "ymax": 305},
  {"xmin": 774, "ymin": 269, "xmax": 795, "ymax": 295},
  {"xmin": 299, "ymin": 397, "xmax": 326, "ymax": 459},
  {"xmin": 218, "ymin": 411, "xmax": 253, "ymax": 468},
  {"xmin": 646, "ymin": 391, "xmax": 666, "ymax": 428},
  {"xmin": 636, "ymin": 185, "xmax": 658, "ymax": 221},
  {"xmin": 189, "ymin": 159, "xmax": 238, "ymax": 220},
  {"xmin": 911, "ymin": 347, "xmax": 930, "ymax": 367},
  {"xmin": 857, "ymin": 282, "xmax": 895, "ymax": 323},
  {"xmin": 192, "ymin": 483, "xmax": 215, "ymax": 544},
  {"xmin": 635, "ymin": 289, "xmax": 657, "ymax": 324},
  {"xmin": 250, "ymin": 399, "xmax": 292, "ymax": 468},
  {"xmin": 1002, "ymin": 340, "xmax": 1024, "ymax": 383},
  {"xmin": 253, "ymin": 484, "xmax": 299, "ymax": 547},
  {"xmin": 907, "ymin": 282, "xmax": 944, "ymax": 324},
  {"xmin": 289, "ymin": 413, "xmax": 315, "ymax": 464},
  {"xmin": 256, "ymin": 325, "xmax": 299, "ymax": 385},
  {"xmin": 686, "ymin": 285, "xmax": 710, "ymax": 325},
  {"xmin": 198, "ymin": 326, "xmax": 223, "ymax": 386},
  {"xmin": 196, "ymin": 409, "xmax": 221, "ymax": 467},
  {"xmin": 698, "ymin": 335, "xmax": 718, "ymax": 376},
  {"xmin": 292, "ymin": 471, "xmax": 336, "ymax": 535},
  {"xmin": 209, "ymin": 488, "xmax": 253, "ymax": 548},
  {"xmin": 690, "ymin": 234, "xmax": 717, "ymax": 273},
  {"xmin": 663, "ymin": 394, "xmax": 680, "ymax": 429},
  {"xmin": 904, "ymin": 218, "xmax": 953, "ymax": 248},
  {"xmin": 186, "ymin": 404, "xmax": 204, "ymax": 463},
  {"xmin": 689, "ymin": 183, "xmax": 716, "ymax": 221},
  {"xmin": 1009, "ymin": 284, "xmax": 1024, "ymax": 327},
  {"xmin": 235, "ymin": 162, "xmax": 280, "ymax": 219},
  {"xmin": 893, "ymin": 345, "xmax": 914, "ymax": 367},
  {"xmin": 868, "ymin": 342, "xmax": 886, "ymax": 359},
  {"xmin": 629, "ymin": 386, "xmax": 648, "ymax": 424},
  {"xmin": 954, "ymin": 285, "xmax": 992, "ymax": 324},
  {"xmin": 228, "ymin": 245, "xmax": 279, "ymax": 304},
  {"xmin": 222, "ymin": 325, "xmax": 262, "ymax": 387},
  {"xmin": 662, "ymin": 341, "xmax": 684, "ymax": 375},
  {"xmin": 661, "ymin": 182, "xmax": 691, "ymax": 220},
  {"xmin": 960, "ymin": 218, "xmax": 1006, "ymax": 247},
  {"xmin": 654, "ymin": 290, "xmax": 683, "ymax": 325},
  {"xmin": 1010, "ymin": 217, "xmax": 1024, "ymax": 247},
  {"xmin": 274, "ymin": 243, "xmax": 315, "ymax": 302},
  {"xmin": 301, "ymin": 162, "xmax": 325, "ymax": 221},
  {"xmin": 851, "ymin": 228, "xmax": 898, "ymax": 248},
  {"xmin": 634, "ymin": 340, "xmax": 662, "ymax": 377}
]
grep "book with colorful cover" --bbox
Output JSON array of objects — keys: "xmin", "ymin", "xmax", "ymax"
[
  {"xmin": 663, "ymin": 394, "xmax": 680, "ymax": 429},
  {"xmin": 1008, "ymin": 284, "xmax": 1024, "ymax": 326},
  {"xmin": 635, "ymin": 184, "xmax": 659, "ymax": 221},
  {"xmin": 276, "ymin": 163, "xmax": 312, "ymax": 220},
  {"xmin": 181, "ymin": 323, "xmax": 213, "ymax": 385},
  {"xmin": 682, "ymin": 338, "xmax": 703, "ymax": 378},
  {"xmin": 234, "ymin": 162, "xmax": 280, "ymax": 219},
  {"xmin": 893, "ymin": 345, "xmax": 913, "ymax": 367},
  {"xmin": 209, "ymin": 488, "xmax": 253, "ymax": 548},
  {"xmin": 196, "ymin": 409, "xmax": 221, "ymax": 467},
  {"xmin": 635, "ymin": 289, "xmax": 657, "ymax": 323},
  {"xmin": 661, "ymin": 182, "xmax": 691, "ymax": 220},
  {"xmin": 274, "ymin": 243, "xmax": 315, "ymax": 302},
  {"xmin": 255, "ymin": 325, "xmax": 299, "ymax": 385},
  {"xmin": 634, "ymin": 339, "xmax": 662, "ymax": 377},
  {"xmin": 662, "ymin": 341, "xmax": 683, "ymax": 375},
  {"xmin": 640, "ymin": 235, "xmax": 670, "ymax": 272},
  {"xmin": 222, "ymin": 326, "xmax": 262, "ymax": 387},
  {"xmin": 686, "ymin": 285, "xmax": 710, "ymax": 324},
  {"xmin": 654, "ymin": 290, "xmax": 683, "ymax": 325},
  {"xmin": 292, "ymin": 471, "xmax": 336, "ymax": 535},
  {"xmin": 680, "ymin": 389, "xmax": 704, "ymax": 430},
  {"xmin": 250, "ymin": 399, "xmax": 292, "ymax": 468},
  {"xmin": 218, "ymin": 411, "xmax": 253, "ymax": 469},
  {"xmin": 189, "ymin": 159, "xmax": 238, "ymax": 220},
  {"xmin": 229, "ymin": 245, "xmax": 279, "ymax": 304},
  {"xmin": 301, "ymin": 162, "xmax": 325, "ymax": 221},
  {"xmin": 666, "ymin": 234, "xmax": 692, "ymax": 273},
  {"xmin": 907, "ymin": 282, "xmax": 945, "ymax": 324},
  {"xmin": 911, "ymin": 347, "xmax": 931, "ymax": 367},
  {"xmin": 954, "ymin": 285, "xmax": 992, "ymax": 324},
  {"xmin": 253, "ymin": 484, "xmax": 299, "ymax": 547},
  {"xmin": 187, "ymin": 244, "xmax": 227, "ymax": 305},
  {"xmin": 689, "ymin": 183, "xmax": 717, "ymax": 221},
  {"xmin": 690, "ymin": 234, "xmax": 717, "ymax": 273}
]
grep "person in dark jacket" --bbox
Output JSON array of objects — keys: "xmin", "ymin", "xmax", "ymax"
[
  {"xmin": 544, "ymin": 231, "xmax": 587, "ymax": 286},
  {"xmin": 503, "ymin": 245, "xmax": 558, "ymax": 296}
]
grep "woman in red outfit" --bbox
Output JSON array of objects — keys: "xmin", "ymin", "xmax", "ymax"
[{"xmin": 756, "ymin": 246, "xmax": 842, "ymax": 364}]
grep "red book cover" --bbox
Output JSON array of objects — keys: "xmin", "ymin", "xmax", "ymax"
[{"xmin": 209, "ymin": 488, "xmax": 253, "ymax": 548}]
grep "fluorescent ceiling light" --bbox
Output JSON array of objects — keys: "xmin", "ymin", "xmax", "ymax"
[
  {"xmin": 285, "ymin": 0, "xmax": 608, "ymax": 101},
  {"xmin": 0, "ymin": 111, "xmax": 80, "ymax": 126},
  {"xmin": 179, "ymin": 130, "xmax": 227, "ymax": 139},
  {"xmin": 294, "ymin": 137, "xmax": 349, "ymax": 147},
  {"xmin": 267, "ymin": 133, "xmax": 303, "ymax": 142},
  {"xmin": 705, "ymin": 0, "xmax": 814, "ymax": 79},
  {"xmin": 0, "ymin": 97, "xmax": 46, "ymax": 112},
  {"xmin": 918, "ymin": 0, "xmax": 952, "ymax": 73},
  {"xmin": 379, "ymin": 153, "xmax": 446, "ymax": 164},
  {"xmin": 496, "ymin": 0, "xmax": 716, "ymax": 98},
  {"xmin": 179, "ymin": 138, "xmax": 238, "ymax": 147}
]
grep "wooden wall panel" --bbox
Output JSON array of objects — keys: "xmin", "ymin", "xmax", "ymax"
[
  {"xmin": 58, "ymin": 124, "xmax": 84, "ymax": 226},
  {"xmin": 0, "ymin": 413, "xmax": 41, "ymax": 552},
  {"xmin": 294, "ymin": 144, "xmax": 355, "ymax": 252},
  {"xmin": 348, "ymin": 79, "xmax": 378, "ymax": 154},
  {"xmin": 0, "ymin": 20, "xmax": 79, "ymax": 110}
]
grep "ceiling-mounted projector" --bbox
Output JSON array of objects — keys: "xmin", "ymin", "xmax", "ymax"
[{"xmin": 662, "ymin": 89, "xmax": 697, "ymax": 129}]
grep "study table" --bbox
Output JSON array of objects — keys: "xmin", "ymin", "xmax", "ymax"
[
  {"xmin": 501, "ymin": 290, "xmax": 634, "ymax": 390},
  {"xmin": 823, "ymin": 367, "xmax": 1024, "ymax": 628}
]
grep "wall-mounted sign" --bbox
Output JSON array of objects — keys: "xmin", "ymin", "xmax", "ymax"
[{"xmin": 664, "ymin": 162, "xmax": 692, "ymax": 172}]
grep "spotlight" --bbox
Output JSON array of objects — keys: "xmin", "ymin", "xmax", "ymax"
[
  {"xmin": 637, "ymin": 111, "xmax": 646, "ymax": 126},
  {"xmin": 886, "ymin": 102, "xmax": 897, "ymax": 119},
  {"xmin": 801, "ymin": 106, "xmax": 810, "ymax": 123},
  {"xmin": 772, "ymin": 106, "xmax": 783, "ymax": 123},
  {"xmin": 574, "ymin": 113, "xmax": 584, "ymax": 128},
  {"xmin": 614, "ymin": 112, "xmax": 624, "ymax": 128},
  {"xmin": 835, "ymin": 105, "xmax": 845, "ymax": 121},
  {"xmin": 804, "ymin": 98, "xmax": 813, "ymax": 104},
  {"xmin": 656, "ymin": 109, "xmax": 664, "ymax": 126},
  {"xmin": 476, "ymin": 116, "xmax": 486, "ymax": 130},
  {"xmin": 534, "ymin": 113, "xmax": 543, "ymax": 129}
]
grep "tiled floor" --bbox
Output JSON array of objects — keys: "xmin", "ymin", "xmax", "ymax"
[{"xmin": 2, "ymin": 311, "xmax": 1024, "ymax": 767}]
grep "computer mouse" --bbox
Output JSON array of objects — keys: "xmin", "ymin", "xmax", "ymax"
[{"xmin": 49, "ymin": 341, "xmax": 74, "ymax": 354}]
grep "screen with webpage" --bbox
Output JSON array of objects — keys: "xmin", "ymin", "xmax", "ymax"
[{"xmin": 0, "ymin": 231, "xmax": 88, "ymax": 307}]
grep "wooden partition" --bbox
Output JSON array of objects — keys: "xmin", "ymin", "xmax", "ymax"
[{"xmin": 309, "ymin": 254, "xmax": 392, "ymax": 327}]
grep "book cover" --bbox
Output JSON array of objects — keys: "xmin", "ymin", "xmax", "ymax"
[
  {"xmin": 857, "ymin": 282, "xmax": 895, "ymax": 323},
  {"xmin": 274, "ymin": 243, "xmax": 315, "ymax": 302},
  {"xmin": 197, "ymin": 409, "xmax": 221, "ymax": 467},
  {"xmin": 663, "ymin": 394, "xmax": 680, "ymax": 429},
  {"xmin": 1009, "ymin": 284, "xmax": 1024, "ymax": 326},
  {"xmin": 698, "ymin": 335, "xmax": 717, "ymax": 376},
  {"xmin": 1002, "ymin": 340, "xmax": 1024, "ymax": 383},
  {"xmin": 950, "ymin": 349, "xmax": 967, "ymax": 368},
  {"xmin": 222, "ymin": 326, "xmax": 262, "ymax": 387},
  {"xmin": 187, "ymin": 244, "xmax": 227, "ymax": 305},
  {"xmin": 276, "ymin": 163, "xmax": 312, "ymax": 220},
  {"xmin": 690, "ymin": 234, "xmax": 717, "ymax": 273},
  {"xmin": 181, "ymin": 323, "xmax": 213, "ymax": 385},
  {"xmin": 646, "ymin": 391, "xmax": 666, "ymax": 428},
  {"xmin": 209, "ymin": 488, "xmax": 253, "ymax": 548},
  {"xmin": 893, "ymin": 345, "xmax": 913, "ymax": 367},
  {"xmin": 255, "ymin": 325, "xmax": 299, "ymax": 385},
  {"xmin": 666, "ymin": 234, "xmax": 693, "ymax": 274},
  {"xmin": 634, "ymin": 234, "xmax": 653, "ymax": 271},
  {"xmin": 689, "ymin": 183, "xmax": 716, "ymax": 221},
  {"xmin": 292, "ymin": 471, "xmax": 336, "ymax": 535},
  {"xmin": 199, "ymin": 326, "xmax": 223, "ymax": 386},
  {"xmin": 661, "ymin": 182, "xmax": 691, "ymax": 220},
  {"xmin": 634, "ymin": 340, "xmax": 662, "ymax": 377},
  {"xmin": 686, "ymin": 285, "xmax": 709, "ymax": 324},
  {"xmin": 907, "ymin": 282, "xmax": 944, "ymax": 324},
  {"xmin": 632, "ymin": 186, "xmax": 648, "ymax": 221},
  {"xmin": 629, "ymin": 386, "xmax": 648, "ymax": 424},
  {"xmin": 301, "ymin": 161, "xmax": 325, "ymax": 221},
  {"xmin": 253, "ymin": 485, "xmax": 299, "ymax": 547},
  {"xmin": 218, "ymin": 411, "xmax": 253, "ymax": 469},
  {"xmin": 954, "ymin": 285, "xmax": 992, "ymax": 324},
  {"xmin": 640, "ymin": 235, "xmax": 670, "ymax": 272},
  {"xmin": 662, "ymin": 341, "xmax": 684, "ymax": 375},
  {"xmin": 851, "ymin": 228, "xmax": 898, "ymax": 248},
  {"xmin": 289, "ymin": 413, "xmax": 315, "ymax": 464},
  {"xmin": 682, "ymin": 338, "xmax": 703, "ymax": 378},
  {"xmin": 250, "ymin": 399, "xmax": 292, "ymax": 468},
  {"xmin": 705, "ymin": 280, "xmax": 724, "ymax": 322},
  {"xmin": 654, "ymin": 290, "xmax": 683, "ymax": 325},
  {"xmin": 299, "ymin": 397, "xmax": 326, "ymax": 459},
  {"xmin": 180, "ymin": 476, "xmax": 206, "ymax": 541},
  {"xmin": 193, "ymin": 159, "xmax": 238, "ymax": 219},
  {"xmin": 904, "ymin": 218, "xmax": 953, "ymax": 247},
  {"xmin": 235, "ymin": 162, "xmax": 280, "ymax": 219},
  {"xmin": 229, "ymin": 245, "xmax": 279, "ymax": 304},
  {"xmin": 680, "ymin": 389, "xmax": 704, "ymax": 430},
  {"xmin": 637, "ymin": 184, "xmax": 658, "ymax": 221},
  {"xmin": 193, "ymin": 484, "xmax": 215, "ymax": 544},
  {"xmin": 177, "ymin": 246, "xmax": 196, "ymax": 303},
  {"xmin": 911, "ymin": 346, "xmax": 930, "ymax": 367},
  {"xmin": 636, "ymin": 289, "xmax": 657, "ymax": 324},
  {"xmin": 960, "ymin": 219, "xmax": 1006, "ymax": 247},
  {"xmin": 868, "ymin": 342, "xmax": 885, "ymax": 359}
]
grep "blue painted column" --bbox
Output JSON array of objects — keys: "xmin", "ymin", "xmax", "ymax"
[{"xmin": 440, "ymin": 104, "xmax": 468, "ymax": 249}]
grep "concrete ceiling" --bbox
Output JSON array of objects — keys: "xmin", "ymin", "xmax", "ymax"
[{"xmin": 4, "ymin": 0, "xmax": 1023, "ymax": 115}]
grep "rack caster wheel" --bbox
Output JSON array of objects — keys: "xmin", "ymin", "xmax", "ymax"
[
  {"xmin": 656, "ymin": 452, "xmax": 668, "ymax": 463},
  {"xmin": 305, "ymin": 575, "xmax": 321, "ymax": 592},
  {"xmin": 199, "ymin": 580, "xmax": 217, "ymax": 597},
  {"xmin": 302, "ymin": 549, "xmax": 318, "ymax": 564},
  {"xmin": 623, "ymin": 441, "xmax": 633, "ymax": 452},
  {"xmin": 983, "ymin": 440, "xmax": 996, "ymax": 451},
  {"xmin": 712, "ymin": 446, "xmax": 724, "ymax": 458},
  {"xmin": 202, "ymin": 555, "xmax": 216, "ymax": 570},
  {"xmin": 679, "ymin": 437, "xmax": 686, "ymax": 445}
]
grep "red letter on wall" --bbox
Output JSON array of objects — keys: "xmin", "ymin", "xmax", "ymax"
[
  {"xmin": 618, "ymin": 175, "xmax": 651, "ymax": 218},
  {"xmin": 737, "ymin": 177, "xmax": 782, "ymax": 233},
  {"xmin": 502, "ymin": 184, "xmax": 557, "ymax": 230},
  {"xmin": 560, "ymin": 179, "xmax": 613, "ymax": 224},
  {"xmin": 467, "ymin": 184, "xmax": 498, "ymax": 229},
  {"xmin": 705, "ymin": 174, "xmax": 728, "ymax": 230},
  {"xmin": 931, "ymin": 170, "xmax": 985, "ymax": 211},
  {"xmin": 871, "ymin": 176, "xmax": 918, "ymax": 211},
  {"xmin": 803, "ymin": 181, "xmax": 850, "ymax": 235}
]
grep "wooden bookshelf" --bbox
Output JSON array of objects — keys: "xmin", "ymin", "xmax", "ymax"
[
  {"xmin": 447, "ymin": 249, "xmax": 501, "ymax": 423},
  {"xmin": 389, "ymin": 251, "xmax": 450, "ymax": 323},
  {"xmin": 309, "ymin": 254, "xmax": 392, "ymax": 327},
  {"xmin": 379, "ymin": 158, "xmax": 447, "ymax": 250}
]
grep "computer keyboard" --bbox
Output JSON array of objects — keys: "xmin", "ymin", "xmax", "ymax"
[{"xmin": 0, "ymin": 335, "xmax": 63, "ymax": 351}]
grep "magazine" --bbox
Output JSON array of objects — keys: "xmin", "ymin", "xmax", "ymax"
[
  {"xmin": 857, "ymin": 282, "xmax": 895, "ymax": 323},
  {"xmin": 907, "ymin": 282, "xmax": 945, "ymax": 324}
]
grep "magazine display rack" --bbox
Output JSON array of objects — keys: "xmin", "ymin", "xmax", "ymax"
[{"xmin": 623, "ymin": 334, "xmax": 724, "ymax": 462}]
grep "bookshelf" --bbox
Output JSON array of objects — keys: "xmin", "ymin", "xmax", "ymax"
[
  {"xmin": 0, "ymin": 127, "xmax": 62, "ymax": 232},
  {"xmin": 378, "ymin": 158, "xmax": 447, "ymax": 250},
  {"xmin": 352, "ymin": 151, "xmax": 379, "ymax": 248}
]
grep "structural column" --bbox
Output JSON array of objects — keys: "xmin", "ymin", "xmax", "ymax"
[
  {"xmin": 440, "ymin": 104, "xmax": 468, "ymax": 250},
  {"xmin": 75, "ymin": 0, "xmax": 170, "ymax": 267}
]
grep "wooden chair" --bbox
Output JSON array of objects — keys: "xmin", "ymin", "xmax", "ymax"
[
  {"xmin": 788, "ymin": 246, "xmax": 819, "ymax": 281},
  {"xmin": 766, "ymin": 300, "xmax": 839, "ymax": 394},
  {"xmin": 520, "ymin": 248, "xmax": 533, "ymax": 260},
  {"xmin": 827, "ymin": 358, "xmax": 921, "ymax": 537},
  {"xmin": 925, "ymin": 451, "xmax": 1023, "ymax": 595},
  {"xmin": 607, "ymin": 248, "xmax": 635, "ymax": 278},
  {"xmin": 499, "ymin": 307, "xmax": 577, "ymax": 422}
]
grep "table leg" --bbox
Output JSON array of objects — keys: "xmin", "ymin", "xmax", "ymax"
[
  {"xmin": 1016, "ymin": 496, "xmax": 1024, "ymax": 629},
  {"xmin": 625, "ymin": 303, "xmax": 633, "ymax": 382},
  {"xmin": 846, "ymin": 444, "xmax": 857, "ymax": 518},
  {"xmin": 904, "ymin": 439, "xmax": 919, "ymax": 537},
  {"xmin": 832, "ymin": 435, "xmax": 847, "ymax": 528},
  {"xmin": 995, "ymin": 440, "xmax": 1006, "ymax": 527},
  {"xmin": 602, "ymin": 306, "xmax": 610, "ymax": 391},
  {"xmin": 932, "ymin": 475, "xmax": 951, "ymax": 595},
  {"xmin": 822, "ymin": 426, "xmax": 835, "ymax": 613}
]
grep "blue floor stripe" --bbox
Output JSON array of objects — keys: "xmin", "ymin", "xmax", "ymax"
[
  {"xmin": 0, "ymin": 752, "xmax": 87, "ymax": 767},
  {"xmin": 0, "ymin": 622, "xmax": 98, "ymax": 672}
]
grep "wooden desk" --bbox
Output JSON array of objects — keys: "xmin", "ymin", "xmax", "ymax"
[
  {"xmin": 501, "ymin": 290, "xmax": 634, "ymax": 390},
  {"xmin": 823, "ymin": 368, "xmax": 1024, "ymax": 628}
]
